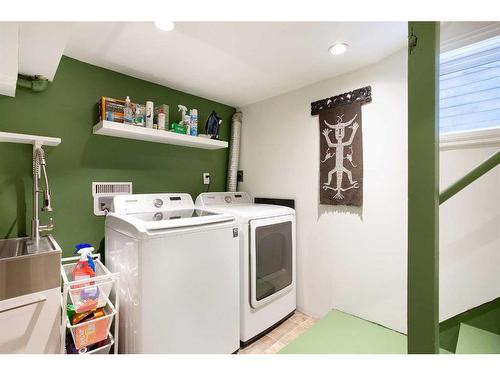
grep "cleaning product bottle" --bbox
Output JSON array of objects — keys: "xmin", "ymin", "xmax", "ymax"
[
  {"xmin": 185, "ymin": 113, "xmax": 191, "ymax": 135},
  {"xmin": 190, "ymin": 109, "xmax": 198, "ymax": 136},
  {"xmin": 133, "ymin": 103, "xmax": 145, "ymax": 127},
  {"xmin": 178, "ymin": 105, "xmax": 187, "ymax": 124},
  {"xmin": 158, "ymin": 109, "xmax": 166, "ymax": 130},
  {"xmin": 72, "ymin": 244, "xmax": 99, "ymax": 312},
  {"xmin": 124, "ymin": 96, "xmax": 133, "ymax": 124},
  {"xmin": 145, "ymin": 101, "xmax": 154, "ymax": 128},
  {"xmin": 72, "ymin": 243, "xmax": 95, "ymax": 284}
]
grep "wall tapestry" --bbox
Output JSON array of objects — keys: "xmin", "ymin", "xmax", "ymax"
[{"xmin": 311, "ymin": 86, "xmax": 371, "ymax": 207}]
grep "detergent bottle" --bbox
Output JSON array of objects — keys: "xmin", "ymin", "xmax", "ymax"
[{"xmin": 72, "ymin": 244, "xmax": 99, "ymax": 311}]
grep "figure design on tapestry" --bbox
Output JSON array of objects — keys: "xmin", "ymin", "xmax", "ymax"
[{"xmin": 320, "ymin": 113, "xmax": 360, "ymax": 200}]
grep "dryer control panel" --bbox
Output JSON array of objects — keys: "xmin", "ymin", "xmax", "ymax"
[{"xmin": 196, "ymin": 192, "xmax": 251, "ymax": 206}]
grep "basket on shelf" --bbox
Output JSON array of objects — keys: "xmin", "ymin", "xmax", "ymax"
[{"xmin": 61, "ymin": 260, "xmax": 115, "ymax": 313}]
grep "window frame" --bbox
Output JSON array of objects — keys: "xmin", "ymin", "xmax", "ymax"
[
  {"xmin": 440, "ymin": 127, "xmax": 500, "ymax": 150},
  {"xmin": 439, "ymin": 24, "xmax": 500, "ymax": 150}
]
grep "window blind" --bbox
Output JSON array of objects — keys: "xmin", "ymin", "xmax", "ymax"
[{"xmin": 440, "ymin": 35, "xmax": 500, "ymax": 134}]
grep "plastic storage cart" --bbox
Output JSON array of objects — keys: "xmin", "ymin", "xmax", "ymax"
[{"xmin": 60, "ymin": 253, "xmax": 119, "ymax": 354}]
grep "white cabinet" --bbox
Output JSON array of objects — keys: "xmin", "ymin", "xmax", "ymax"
[{"xmin": 0, "ymin": 287, "xmax": 60, "ymax": 353}]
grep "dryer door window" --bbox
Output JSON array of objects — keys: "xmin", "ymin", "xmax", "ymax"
[{"xmin": 250, "ymin": 216, "xmax": 294, "ymax": 308}]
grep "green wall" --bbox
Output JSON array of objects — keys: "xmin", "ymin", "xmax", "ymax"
[
  {"xmin": 0, "ymin": 56, "xmax": 235, "ymax": 256},
  {"xmin": 440, "ymin": 297, "xmax": 500, "ymax": 353},
  {"xmin": 407, "ymin": 21, "xmax": 440, "ymax": 353}
]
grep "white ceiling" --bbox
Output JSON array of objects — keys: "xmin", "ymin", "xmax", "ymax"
[
  {"xmin": 0, "ymin": 22, "xmax": 71, "ymax": 96},
  {"xmin": 0, "ymin": 23, "xmax": 18, "ymax": 96},
  {"xmin": 64, "ymin": 22, "xmax": 406, "ymax": 107},
  {"xmin": 18, "ymin": 22, "xmax": 71, "ymax": 81}
]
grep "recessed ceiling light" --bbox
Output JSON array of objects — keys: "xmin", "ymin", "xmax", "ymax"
[
  {"xmin": 154, "ymin": 21, "xmax": 175, "ymax": 31},
  {"xmin": 329, "ymin": 43, "xmax": 348, "ymax": 55}
]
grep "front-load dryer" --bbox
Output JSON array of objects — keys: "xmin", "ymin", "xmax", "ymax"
[
  {"xmin": 105, "ymin": 193, "xmax": 240, "ymax": 353},
  {"xmin": 196, "ymin": 192, "xmax": 296, "ymax": 346}
]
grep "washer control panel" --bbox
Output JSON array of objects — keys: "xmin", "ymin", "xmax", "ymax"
[{"xmin": 113, "ymin": 193, "xmax": 193, "ymax": 214}]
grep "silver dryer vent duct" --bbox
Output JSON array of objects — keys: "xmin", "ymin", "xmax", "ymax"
[{"xmin": 226, "ymin": 111, "xmax": 242, "ymax": 192}]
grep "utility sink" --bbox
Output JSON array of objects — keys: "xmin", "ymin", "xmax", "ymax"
[
  {"xmin": 0, "ymin": 236, "xmax": 59, "ymax": 259},
  {"xmin": 0, "ymin": 235, "xmax": 61, "ymax": 301}
]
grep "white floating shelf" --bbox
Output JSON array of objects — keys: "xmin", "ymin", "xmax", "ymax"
[
  {"xmin": 93, "ymin": 121, "xmax": 228, "ymax": 150},
  {"xmin": 0, "ymin": 131, "xmax": 61, "ymax": 147}
]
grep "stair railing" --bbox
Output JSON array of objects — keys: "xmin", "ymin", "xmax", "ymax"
[{"xmin": 439, "ymin": 150, "xmax": 500, "ymax": 204}]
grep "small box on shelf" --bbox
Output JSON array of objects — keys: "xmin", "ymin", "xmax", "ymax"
[
  {"xmin": 67, "ymin": 301, "xmax": 116, "ymax": 350},
  {"xmin": 99, "ymin": 97, "xmax": 126, "ymax": 123}
]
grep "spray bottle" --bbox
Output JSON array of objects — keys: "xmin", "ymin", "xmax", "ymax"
[
  {"xmin": 72, "ymin": 244, "xmax": 99, "ymax": 309},
  {"xmin": 178, "ymin": 105, "xmax": 190, "ymax": 134},
  {"xmin": 124, "ymin": 96, "xmax": 133, "ymax": 124},
  {"xmin": 178, "ymin": 105, "xmax": 187, "ymax": 125}
]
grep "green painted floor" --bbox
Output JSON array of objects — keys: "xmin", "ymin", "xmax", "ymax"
[
  {"xmin": 279, "ymin": 310, "xmax": 407, "ymax": 354},
  {"xmin": 455, "ymin": 324, "xmax": 500, "ymax": 354},
  {"xmin": 279, "ymin": 310, "xmax": 452, "ymax": 354}
]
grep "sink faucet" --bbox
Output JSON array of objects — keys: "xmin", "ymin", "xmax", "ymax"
[{"xmin": 31, "ymin": 144, "xmax": 54, "ymax": 241}]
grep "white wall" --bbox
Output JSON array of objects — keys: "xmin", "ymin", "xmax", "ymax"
[
  {"xmin": 437, "ymin": 20, "xmax": 500, "ymax": 321},
  {"xmin": 439, "ymin": 146, "xmax": 500, "ymax": 321},
  {"xmin": 239, "ymin": 50, "xmax": 408, "ymax": 333}
]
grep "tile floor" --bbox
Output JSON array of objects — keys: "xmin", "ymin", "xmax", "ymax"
[{"xmin": 239, "ymin": 311, "xmax": 316, "ymax": 354}]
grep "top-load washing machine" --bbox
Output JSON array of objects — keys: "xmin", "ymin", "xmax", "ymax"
[
  {"xmin": 105, "ymin": 193, "xmax": 240, "ymax": 353},
  {"xmin": 196, "ymin": 192, "xmax": 296, "ymax": 345}
]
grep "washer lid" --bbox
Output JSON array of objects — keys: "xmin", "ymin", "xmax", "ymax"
[
  {"xmin": 128, "ymin": 208, "xmax": 218, "ymax": 222},
  {"xmin": 110, "ymin": 193, "xmax": 235, "ymax": 231},
  {"xmin": 110, "ymin": 208, "xmax": 235, "ymax": 232}
]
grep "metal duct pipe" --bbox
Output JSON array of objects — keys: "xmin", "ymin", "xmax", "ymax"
[
  {"xmin": 17, "ymin": 75, "xmax": 49, "ymax": 92},
  {"xmin": 227, "ymin": 111, "xmax": 242, "ymax": 192}
]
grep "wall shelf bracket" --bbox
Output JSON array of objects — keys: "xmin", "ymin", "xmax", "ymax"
[{"xmin": 310, "ymin": 86, "xmax": 372, "ymax": 115}]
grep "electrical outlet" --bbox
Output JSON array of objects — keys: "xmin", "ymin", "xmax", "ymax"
[{"xmin": 203, "ymin": 173, "xmax": 210, "ymax": 185}]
